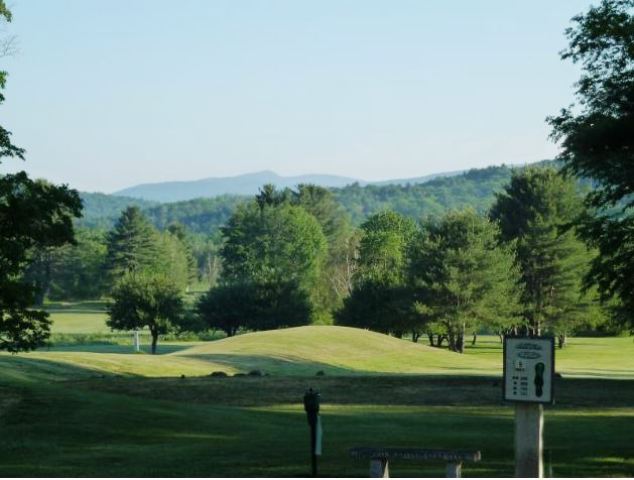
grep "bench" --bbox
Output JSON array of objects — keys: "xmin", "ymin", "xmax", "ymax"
[{"xmin": 349, "ymin": 447, "xmax": 481, "ymax": 478}]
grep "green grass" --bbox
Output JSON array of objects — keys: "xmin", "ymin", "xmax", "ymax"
[
  {"xmin": 1, "ymin": 318, "xmax": 632, "ymax": 477},
  {"xmin": 0, "ymin": 360, "xmax": 632, "ymax": 477},
  {"xmin": 49, "ymin": 310, "xmax": 110, "ymax": 334},
  {"xmin": 22, "ymin": 325, "xmax": 634, "ymax": 379}
]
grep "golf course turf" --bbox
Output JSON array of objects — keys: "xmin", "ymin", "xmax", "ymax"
[{"xmin": 0, "ymin": 310, "xmax": 632, "ymax": 477}]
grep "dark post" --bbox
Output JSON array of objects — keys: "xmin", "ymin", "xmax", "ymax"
[{"xmin": 303, "ymin": 388, "xmax": 320, "ymax": 477}]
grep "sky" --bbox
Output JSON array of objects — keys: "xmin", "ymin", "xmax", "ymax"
[{"xmin": 0, "ymin": 0, "xmax": 594, "ymax": 193}]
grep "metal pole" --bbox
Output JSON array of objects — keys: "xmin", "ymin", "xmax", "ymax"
[{"xmin": 515, "ymin": 403, "xmax": 543, "ymax": 478}]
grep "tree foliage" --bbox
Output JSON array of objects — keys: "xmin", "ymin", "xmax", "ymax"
[
  {"xmin": 409, "ymin": 210, "xmax": 520, "ymax": 352},
  {"xmin": 198, "ymin": 189, "xmax": 327, "ymax": 332},
  {"xmin": 220, "ymin": 201, "xmax": 327, "ymax": 290},
  {"xmin": 107, "ymin": 274, "xmax": 184, "ymax": 354},
  {"xmin": 105, "ymin": 206, "xmax": 160, "ymax": 280},
  {"xmin": 548, "ymin": 0, "xmax": 634, "ymax": 330},
  {"xmin": 336, "ymin": 211, "xmax": 417, "ymax": 337},
  {"xmin": 197, "ymin": 280, "xmax": 312, "ymax": 336},
  {"xmin": 0, "ymin": 4, "xmax": 82, "ymax": 351},
  {"xmin": 490, "ymin": 168, "xmax": 600, "ymax": 341},
  {"xmin": 25, "ymin": 228, "xmax": 108, "ymax": 303}
]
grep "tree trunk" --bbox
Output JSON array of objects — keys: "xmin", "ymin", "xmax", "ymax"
[
  {"xmin": 412, "ymin": 331, "xmax": 420, "ymax": 343},
  {"xmin": 471, "ymin": 332, "xmax": 477, "ymax": 346},
  {"xmin": 33, "ymin": 252, "xmax": 52, "ymax": 306},
  {"xmin": 437, "ymin": 334, "xmax": 447, "ymax": 347},
  {"xmin": 150, "ymin": 331, "xmax": 158, "ymax": 354},
  {"xmin": 456, "ymin": 333, "xmax": 465, "ymax": 354},
  {"xmin": 427, "ymin": 332, "xmax": 435, "ymax": 346},
  {"xmin": 447, "ymin": 332, "xmax": 457, "ymax": 352},
  {"xmin": 557, "ymin": 334, "xmax": 567, "ymax": 349}
]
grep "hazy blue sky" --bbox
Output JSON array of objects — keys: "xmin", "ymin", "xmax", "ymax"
[{"xmin": 1, "ymin": 0, "xmax": 593, "ymax": 193}]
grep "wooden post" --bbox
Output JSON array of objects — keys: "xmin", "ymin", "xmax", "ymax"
[
  {"xmin": 369, "ymin": 458, "xmax": 389, "ymax": 478},
  {"xmin": 446, "ymin": 462, "xmax": 462, "ymax": 478},
  {"xmin": 515, "ymin": 403, "xmax": 543, "ymax": 478}
]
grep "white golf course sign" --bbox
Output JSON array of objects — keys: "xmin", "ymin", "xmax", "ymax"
[{"xmin": 503, "ymin": 337, "xmax": 554, "ymax": 404}]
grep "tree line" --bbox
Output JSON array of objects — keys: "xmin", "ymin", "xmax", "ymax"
[
  {"xmin": 1, "ymin": 0, "xmax": 633, "ymax": 354},
  {"xmin": 75, "ymin": 166, "xmax": 614, "ymax": 354}
]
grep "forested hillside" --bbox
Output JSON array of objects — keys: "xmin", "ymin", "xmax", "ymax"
[
  {"xmin": 333, "ymin": 165, "xmax": 517, "ymax": 224},
  {"xmin": 79, "ymin": 163, "xmax": 539, "ymax": 233},
  {"xmin": 79, "ymin": 193, "xmax": 158, "ymax": 229}
]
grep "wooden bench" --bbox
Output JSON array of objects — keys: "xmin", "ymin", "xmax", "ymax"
[{"xmin": 349, "ymin": 447, "xmax": 481, "ymax": 478}]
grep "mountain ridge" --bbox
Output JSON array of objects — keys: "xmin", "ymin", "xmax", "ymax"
[{"xmin": 113, "ymin": 169, "xmax": 468, "ymax": 202}]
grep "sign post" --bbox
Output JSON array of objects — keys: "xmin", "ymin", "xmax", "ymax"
[{"xmin": 503, "ymin": 337, "xmax": 554, "ymax": 478}]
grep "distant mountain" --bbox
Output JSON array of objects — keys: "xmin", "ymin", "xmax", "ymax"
[
  {"xmin": 113, "ymin": 169, "xmax": 473, "ymax": 203},
  {"xmin": 114, "ymin": 170, "xmax": 362, "ymax": 203},
  {"xmin": 79, "ymin": 161, "xmax": 558, "ymax": 232}
]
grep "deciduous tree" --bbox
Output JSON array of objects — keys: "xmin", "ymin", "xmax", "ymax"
[
  {"xmin": 336, "ymin": 211, "xmax": 418, "ymax": 338},
  {"xmin": 409, "ymin": 210, "xmax": 520, "ymax": 353},
  {"xmin": 107, "ymin": 274, "xmax": 183, "ymax": 354},
  {"xmin": 0, "ymin": 3, "xmax": 82, "ymax": 352},
  {"xmin": 548, "ymin": 0, "xmax": 634, "ymax": 331}
]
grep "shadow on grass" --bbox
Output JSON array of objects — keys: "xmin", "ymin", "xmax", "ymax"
[
  {"xmin": 44, "ymin": 300, "xmax": 108, "ymax": 312},
  {"xmin": 71, "ymin": 368, "xmax": 634, "ymax": 410},
  {"xmin": 43, "ymin": 343, "xmax": 192, "ymax": 355},
  {"xmin": 0, "ymin": 369, "xmax": 632, "ymax": 478},
  {"xmin": 180, "ymin": 353, "xmax": 362, "ymax": 376}
]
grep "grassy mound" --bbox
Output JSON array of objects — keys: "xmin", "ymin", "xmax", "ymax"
[
  {"xmin": 3, "ymin": 326, "xmax": 497, "ymax": 378},
  {"xmin": 4, "ymin": 324, "xmax": 633, "ymax": 379},
  {"xmin": 173, "ymin": 325, "xmax": 498, "ymax": 376}
]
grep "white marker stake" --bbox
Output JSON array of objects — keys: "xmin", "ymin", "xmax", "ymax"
[
  {"xmin": 133, "ymin": 330, "xmax": 140, "ymax": 352},
  {"xmin": 515, "ymin": 403, "xmax": 543, "ymax": 478},
  {"xmin": 315, "ymin": 416, "xmax": 322, "ymax": 456}
]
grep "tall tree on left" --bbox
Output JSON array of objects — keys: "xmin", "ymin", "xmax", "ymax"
[{"xmin": 0, "ymin": 2, "xmax": 82, "ymax": 352}]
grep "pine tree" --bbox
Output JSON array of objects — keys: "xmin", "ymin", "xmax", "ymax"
[
  {"xmin": 490, "ymin": 168, "xmax": 600, "ymax": 342},
  {"xmin": 105, "ymin": 207, "xmax": 160, "ymax": 281}
]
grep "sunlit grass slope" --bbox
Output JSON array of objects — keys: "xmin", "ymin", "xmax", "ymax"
[
  {"xmin": 49, "ymin": 310, "xmax": 109, "ymax": 334},
  {"xmin": 175, "ymin": 326, "xmax": 499, "ymax": 375},
  {"xmin": 8, "ymin": 326, "xmax": 497, "ymax": 378},
  {"xmin": 460, "ymin": 335, "xmax": 634, "ymax": 379},
  {"xmin": 7, "ymin": 325, "xmax": 634, "ymax": 379}
]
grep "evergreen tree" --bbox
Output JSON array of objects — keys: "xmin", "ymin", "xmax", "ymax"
[
  {"xmin": 25, "ymin": 228, "xmax": 108, "ymax": 302},
  {"xmin": 490, "ymin": 168, "xmax": 600, "ymax": 342},
  {"xmin": 105, "ymin": 206, "xmax": 160, "ymax": 281}
]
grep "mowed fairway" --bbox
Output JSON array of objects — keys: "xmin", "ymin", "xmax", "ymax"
[{"xmin": 0, "ymin": 308, "xmax": 632, "ymax": 477}]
